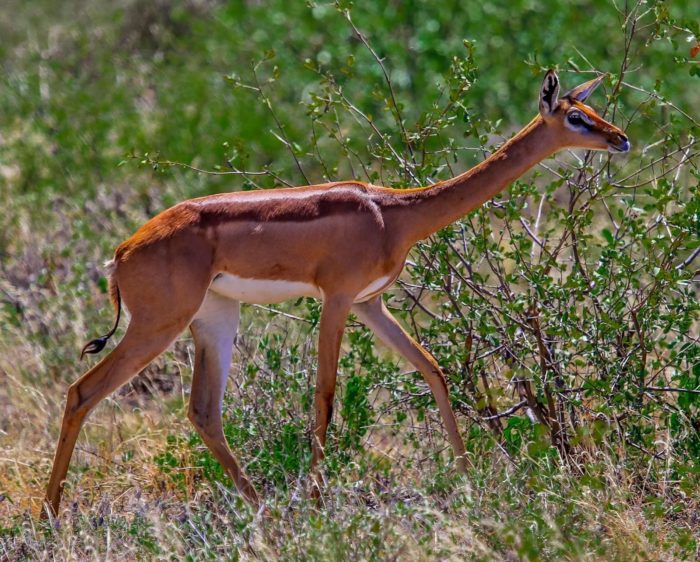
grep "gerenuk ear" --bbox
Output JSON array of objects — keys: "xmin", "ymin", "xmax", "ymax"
[
  {"xmin": 563, "ymin": 73, "xmax": 607, "ymax": 103},
  {"xmin": 539, "ymin": 70, "xmax": 560, "ymax": 116}
]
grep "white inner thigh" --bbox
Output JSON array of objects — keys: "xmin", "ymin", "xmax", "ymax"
[{"xmin": 192, "ymin": 291, "xmax": 240, "ymax": 370}]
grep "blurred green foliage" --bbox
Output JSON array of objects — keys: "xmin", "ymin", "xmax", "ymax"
[{"xmin": 1, "ymin": 0, "xmax": 699, "ymax": 559}]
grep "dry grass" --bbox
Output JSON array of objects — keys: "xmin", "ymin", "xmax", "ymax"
[{"xmin": 1, "ymin": 326, "xmax": 697, "ymax": 561}]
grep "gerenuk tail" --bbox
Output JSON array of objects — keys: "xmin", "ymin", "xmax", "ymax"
[{"xmin": 80, "ymin": 260, "xmax": 122, "ymax": 359}]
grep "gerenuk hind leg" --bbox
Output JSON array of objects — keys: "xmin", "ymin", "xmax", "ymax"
[
  {"xmin": 187, "ymin": 291, "xmax": 260, "ymax": 506},
  {"xmin": 45, "ymin": 263, "xmax": 211, "ymax": 516}
]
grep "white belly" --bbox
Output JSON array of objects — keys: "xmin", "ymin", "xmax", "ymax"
[
  {"xmin": 354, "ymin": 275, "xmax": 393, "ymax": 302},
  {"xmin": 210, "ymin": 273, "xmax": 321, "ymax": 304},
  {"xmin": 209, "ymin": 273, "xmax": 395, "ymax": 304}
]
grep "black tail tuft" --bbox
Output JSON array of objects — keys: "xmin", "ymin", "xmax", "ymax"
[
  {"xmin": 80, "ymin": 286, "xmax": 122, "ymax": 360},
  {"xmin": 80, "ymin": 336, "xmax": 110, "ymax": 359}
]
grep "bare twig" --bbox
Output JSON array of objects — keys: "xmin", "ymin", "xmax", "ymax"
[
  {"xmin": 479, "ymin": 400, "xmax": 528, "ymax": 421},
  {"xmin": 341, "ymin": 7, "xmax": 417, "ymax": 173},
  {"xmin": 645, "ymin": 386, "xmax": 700, "ymax": 396}
]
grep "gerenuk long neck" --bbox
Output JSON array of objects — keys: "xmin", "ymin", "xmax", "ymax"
[{"xmin": 395, "ymin": 115, "xmax": 560, "ymax": 245}]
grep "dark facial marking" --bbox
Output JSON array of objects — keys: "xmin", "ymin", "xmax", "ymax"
[{"xmin": 567, "ymin": 111, "xmax": 593, "ymax": 130}]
